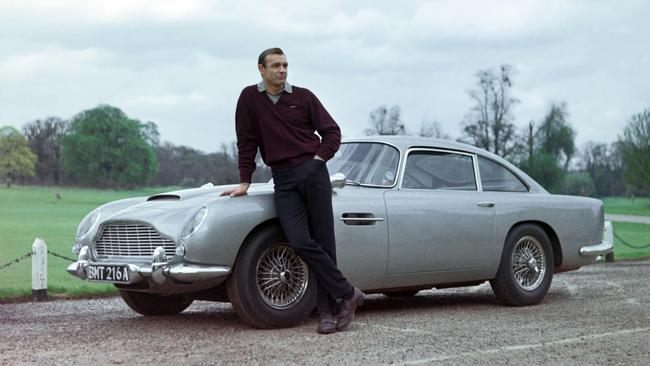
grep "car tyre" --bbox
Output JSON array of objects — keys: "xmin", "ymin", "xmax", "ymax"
[
  {"xmin": 119, "ymin": 290, "xmax": 193, "ymax": 316},
  {"xmin": 490, "ymin": 224, "xmax": 554, "ymax": 306},
  {"xmin": 226, "ymin": 225, "xmax": 317, "ymax": 328}
]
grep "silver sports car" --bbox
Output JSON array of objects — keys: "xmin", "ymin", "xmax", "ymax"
[{"xmin": 67, "ymin": 136, "xmax": 612, "ymax": 328}]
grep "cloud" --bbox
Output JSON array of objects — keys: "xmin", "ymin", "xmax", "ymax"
[{"xmin": 0, "ymin": 0, "xmax": 649, "ymax": 153}]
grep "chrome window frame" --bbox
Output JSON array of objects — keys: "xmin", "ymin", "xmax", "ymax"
[
  {"xmin": 333, "ymin": 141, "xmax": 402, "ymax": 189},
  {"xmin": 475, "ymin": 155, "xmax": 530, "ymax": 193},
  {"xmin": 398, "ymin": 147, "xmax": 480, "ymax": 192}
]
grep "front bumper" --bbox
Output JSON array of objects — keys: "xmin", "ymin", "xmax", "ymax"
[
  {"xmin": 579, "ymin": 240, "xmax": 614, "ymax": 257},
  {"xmin": 66, "ymin": 245, "xmax": 231, "ymax": 285}
]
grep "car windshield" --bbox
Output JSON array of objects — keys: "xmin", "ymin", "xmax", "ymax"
[{"xmin": 327, "ymin": 142, "xmax": 399, "ymax": 186}]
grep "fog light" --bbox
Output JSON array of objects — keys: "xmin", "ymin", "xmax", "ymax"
[{"xmin": 175, "ymin": 245, "xmax": 186, "ymax": 257}]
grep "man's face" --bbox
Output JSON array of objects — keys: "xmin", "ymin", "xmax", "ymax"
[{"xmin": 259, "ymin": 54, "xmax": 288, "ymax": 88}]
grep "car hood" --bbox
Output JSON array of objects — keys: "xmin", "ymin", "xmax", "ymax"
[{"xmin": 95, "ymin": 183, "xmax": 275, "ymax": 240}]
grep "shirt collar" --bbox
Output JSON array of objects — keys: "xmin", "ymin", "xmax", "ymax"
[{"xmin": 257, "ymin": 81, "xmax": 292, "ymax": 94}]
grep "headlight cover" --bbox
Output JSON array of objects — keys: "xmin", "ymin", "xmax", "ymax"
[
  {"xmin": 181, "ymin": 205, "xmax": 208, "ymax": 241},
  {"xmin": 76, "ymin": 209, "xmax": 101, "ymax": 241}
]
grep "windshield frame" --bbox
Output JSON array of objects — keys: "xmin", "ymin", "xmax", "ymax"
[{"xmin": 329, "ymin": 141, "xmax": 402, "ymax": 189}]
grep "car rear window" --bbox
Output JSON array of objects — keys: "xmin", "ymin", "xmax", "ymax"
[{"xmin": 478, "ymin": 157, "xmax": 528, "ymax": 192}]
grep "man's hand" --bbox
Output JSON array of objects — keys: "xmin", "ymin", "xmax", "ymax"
[{"xmin": 220, "ymin": 183, "xmax": 250, "ymax": 197}]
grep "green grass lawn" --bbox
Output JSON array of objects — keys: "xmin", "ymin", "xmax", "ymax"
[
  {"xmin": 0, "ymin": 185, "xmax": 178, "ymax": 300},
  {"xmin": 611, "ymin": 221, "xmax": 650, "ymax": 260},
  {"xmin": 602, "ymin": 197, "xmax": 650, "ymax": 217}
]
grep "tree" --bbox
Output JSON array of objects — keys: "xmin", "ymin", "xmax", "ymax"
[
  {"xmin": 151, "ymin": 141, "xmax": 268, "ymax": 187},
  {"xmin": 580, "ymin": 142, "xmax": 625, "ymax": 196},
  {"xmin": 461, "ymin": 65, "xmax": 520, "ymax": 158},
  {"xmin": 618, "ymin": 109, "xmax": 650, "ymax": 193},
  {"xmin": 419, "ymin": 119, "xmax": 450, "ymax": 139},
  {"xmin": 22, "ymin": 117, "xmax": 68, "ymax": 185},
  {"xmin": 61, "ymin": 105, "xmax": 158, "ymax": 188},
  {"xmin": 365, "ymin": 105, "xmax": 406, "ymax": 135},
  {"xmin": 140, "ymin": 121, "xmax": 160, "ymax": 146},
  {"xmin": 535, "ymin": 103, "xmax": 576, "ymax": 170},
  {"xmin": 0, "ymin": 127, "xmax": 37, "ymax": 187},
  {"xmin": 517, "ymin": 152, "xmax": 565, "ymax": 193}
]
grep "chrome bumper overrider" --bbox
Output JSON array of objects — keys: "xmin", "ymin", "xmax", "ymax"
[
  {"xmin": 579, "ymin": 240, "xmax": 614, "ymax": 257},
  {"xmin": 66, "ymin": 246, "xmax": 231, "ymax": 285}
]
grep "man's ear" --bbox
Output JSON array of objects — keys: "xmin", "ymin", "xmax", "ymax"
[{"xmin": 258, "ymin": 64, "xmax": 265, "ymax": 74}]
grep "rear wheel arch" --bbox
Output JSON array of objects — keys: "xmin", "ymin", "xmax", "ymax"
[{"xmin": 506, "ymin": 221, "xmax": 562, "ymax": 268}]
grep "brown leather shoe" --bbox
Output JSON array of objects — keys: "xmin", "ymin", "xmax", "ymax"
[
  {"xmin": 318, "ymin": 312, "xmax": 337, "ymax": 334},
  {"xmin": 336, "ymin": 287, "xmax": 365, "ymax": 331}
]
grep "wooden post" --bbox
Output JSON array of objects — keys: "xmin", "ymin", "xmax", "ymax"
[
  {"xmin": 32, "ymin": 238, "xmax": 48, "ymax": 301},
  {"xmin": 604, "ymin": 221, "xmax": 614, "ymax": 263}
]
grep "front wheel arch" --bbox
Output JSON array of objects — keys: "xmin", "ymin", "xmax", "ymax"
[{"xmin": 226, "ymin": 224, "xmax": 317, "ymax": 328}]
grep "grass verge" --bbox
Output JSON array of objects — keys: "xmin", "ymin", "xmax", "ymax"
[
  {"xmin": 0, "ymin": 185, "xmax": 179, "ymax": 301},
  {"xmin": 602, "ymin": 197, "xmax": 650, "ymax": 217},
  {"xmin": 611, "ymin": 221, "xmax": 650, "ymax": 260}
]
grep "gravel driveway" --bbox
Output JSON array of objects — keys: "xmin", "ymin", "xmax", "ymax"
[{"xmin": 1, "ymin": 259, "xmax": 649, "ymax": 365}]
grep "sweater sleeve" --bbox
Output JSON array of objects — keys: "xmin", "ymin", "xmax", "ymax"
[
  {"xmin": 307, "ymin": 90, "xmax": 341, "ymax": 161},
  {"xmin": 235, "ymin": 89, "xmax": 258, "ymax": 183}
]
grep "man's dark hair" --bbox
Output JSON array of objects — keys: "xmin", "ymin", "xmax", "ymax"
[{"xmin": 258, "ymin": 47, "xmax": 284, "ymax": 67}]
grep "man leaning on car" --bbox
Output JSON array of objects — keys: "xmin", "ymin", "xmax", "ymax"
[{"xmin": 220, "ymin": 47, "xmax": 365, "ymax": 334}]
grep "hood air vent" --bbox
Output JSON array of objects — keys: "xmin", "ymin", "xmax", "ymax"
[{"xmin": 147, "ymin": 194, "xmax": 181, "ymax": 202}]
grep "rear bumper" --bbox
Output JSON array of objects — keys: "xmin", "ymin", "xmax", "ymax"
[{"xmin": 579, "ymin": 240, "xmax": 613, "ymax": 257}]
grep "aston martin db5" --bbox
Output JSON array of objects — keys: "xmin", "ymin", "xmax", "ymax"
[{"xmin": 67, "ymin": 136, "xmax": 612, "ymax": 328}]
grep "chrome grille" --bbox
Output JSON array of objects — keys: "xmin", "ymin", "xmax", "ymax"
[{"xmin": 95, "ymin": 223, "xmax": 175, "ymax": 259}]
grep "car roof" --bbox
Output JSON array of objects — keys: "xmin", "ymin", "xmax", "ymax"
[{"xmin": 341, "ymin": 135, "xmax": 548, "ymax": 193}]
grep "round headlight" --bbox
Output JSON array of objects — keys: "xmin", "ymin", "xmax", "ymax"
[
  {"xmin": 181, "ymin": 205, "xmax": 208, "ymax": 241},
  {"xmin": 76, "ymin": 209, "xmax": 101, "ymax": 240}
]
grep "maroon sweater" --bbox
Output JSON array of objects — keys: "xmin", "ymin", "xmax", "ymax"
[{"xmin": 235, "ymin": 84, "xmax": 341, "ymax": 183}]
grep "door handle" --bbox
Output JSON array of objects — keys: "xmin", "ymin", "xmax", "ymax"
[
  {"xmin": 340, "ymin": 213, "xmax": 384, "ymax": 225},
  {"xmin": 477, "ymin": 202, "xmax": 495, "ymax": 208}
]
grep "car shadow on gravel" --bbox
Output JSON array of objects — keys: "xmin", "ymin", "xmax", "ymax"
[{"xmin": 358, "ymin": 290, "xmax": 500, "ymax": 315}]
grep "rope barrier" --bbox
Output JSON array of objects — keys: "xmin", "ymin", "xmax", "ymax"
[
  {"xmin": 0, "ymin": 251, "xmax": 32, "ymax": 271},
  {"xmin": 47, "ymin": 250, "xmax": 76, "ymax": 262},
  {"xmin": 0, "ymin": 249, "xmax": 75, "ymax": 272},
  {"xmin": 613, "ymin": 231, "xmax": 650, "ymax": 250}
]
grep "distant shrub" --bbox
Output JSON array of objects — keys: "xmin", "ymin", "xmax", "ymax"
[
  {"xmin": 178, "ymin": 177, "xmax": 196, "ymax": 187},
  {"xmin": 561, "ymin": 172, "xmax": 595, "ymax": 196}
]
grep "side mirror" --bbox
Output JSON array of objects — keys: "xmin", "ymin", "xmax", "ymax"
[{"xmin": 330, "ymin": 172, "xmax": 346, "ymax": 189}]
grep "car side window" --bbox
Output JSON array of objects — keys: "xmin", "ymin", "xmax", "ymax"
[
  {"xmin": 402, "ymin": 151, "xmax": 477, "ymax": 191},
  {"xmin": 478, "ymin": 156, "xmax": 528, "ymax": 192}
]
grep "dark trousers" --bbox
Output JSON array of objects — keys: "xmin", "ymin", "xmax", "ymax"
[{"xmin": 272, "ymin": 158, "xmax": 353, "ymax": 315}]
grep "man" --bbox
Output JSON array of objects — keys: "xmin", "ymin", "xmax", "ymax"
[{"xmin": 221, "ymin": 47, "xmax": 364, "ymax": 334}]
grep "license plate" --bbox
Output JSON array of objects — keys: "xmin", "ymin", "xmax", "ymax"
[{"xmin": 87, "ymin": 264, "xmax": 131, "ymax": 283}]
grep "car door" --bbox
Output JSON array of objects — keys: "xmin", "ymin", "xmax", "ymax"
[
  {"xmin": 332, "ymin": 186, "xmax": 389, "ymax": 290},
  {"xmin": 384, "ymin": 148, "xmax": 496, "ymax": 281}
]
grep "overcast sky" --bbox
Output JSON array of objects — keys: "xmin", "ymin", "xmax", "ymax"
[{"xmin": 1, "ymin": 0, "xmax": 648, "ymax": 153}]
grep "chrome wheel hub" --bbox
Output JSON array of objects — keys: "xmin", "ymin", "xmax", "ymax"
[
  {"xmin": 256, "ymin": 245, "xmax": 309, "ymax": 309},
  {"xmin": 512, "ymin": 236, "xmax": 546, "ymax": 291}
]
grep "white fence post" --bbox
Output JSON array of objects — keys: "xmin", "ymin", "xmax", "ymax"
[
  {"xmin": 604, "ymin": 221, "xmax": 615, "ymax": 262},
  {"xmin": 32, "ymin": 238, "xmax": 48, "ymax": 301}
]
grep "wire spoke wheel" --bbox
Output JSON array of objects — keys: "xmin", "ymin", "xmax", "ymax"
[
  {"xmin": 256, "ymin": 245, "xmax": 309, "ymax": 310},
  {"xmin": 511, "ymin": 235, "xmax": 546, "ymax": 291}
]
